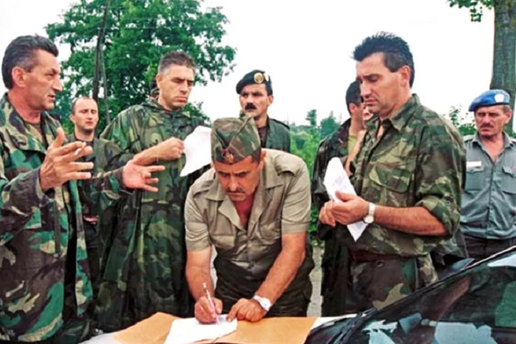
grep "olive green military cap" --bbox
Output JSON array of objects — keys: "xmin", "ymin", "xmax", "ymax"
[{"xmin": 211, "ymin": 117, "xmax": 261, "ymax": 164}]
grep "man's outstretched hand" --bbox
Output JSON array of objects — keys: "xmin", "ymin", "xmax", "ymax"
[
  {"xmin": 40, "ymin": 127, "xmax": 94, "ymax": 191},
  {"xmin": 122, "ymin": 159, "xmax": 165, "ymax": 192}
]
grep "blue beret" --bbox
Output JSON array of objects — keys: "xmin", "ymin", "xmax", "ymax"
[
  {"xmin": 236, "ymin": 70, "xmax": 273, "ymax": 95},
  {"xmin": 469, "ymin": 89, "xmax": 511, "ymax": 112}
]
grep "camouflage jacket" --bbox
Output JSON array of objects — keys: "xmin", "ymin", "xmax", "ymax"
[
  {"xmin": 341, "ymin": 95, "xmax": 466, "ymax": 256},
  {"xmin": 96, "ymin": 100, "xmax": 203, "ymax": 331},
  {"xmin": 0, "ymin": 94, "xmax": 126, "ymax": 341},
  {"xmin": 67, "ymin": 134, "xmax": 126, "ymax": 218},
  {"xmin": 265, "ymin": 117, "xmax": 291, "ymax": 152},
  {"xmin": 311, "ymin": 118, "xmax": 351, "ymax": 239}
]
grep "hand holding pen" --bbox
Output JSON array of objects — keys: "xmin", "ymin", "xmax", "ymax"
[
  {"xmin": 194, "ymin": 282, "xmax": 223, "ymax": 324},
  {"xmin": 203, "ymin": 282, "xmax": 218, "ymax": 322}
]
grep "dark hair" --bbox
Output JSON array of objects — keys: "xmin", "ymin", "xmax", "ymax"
[
  {"xmin": 158, "ymin": 51, "xmax": 195, "ymax": 75},
  {"xmin": 353, "ymin": 32, "xmax": 415, "ymax": 87},
  {"xmin": 2, "ymin": 35, "xmax": 59, "ymax": 89},
  {"xmin": 345, "ymin": 81, "xmax": 362, "ymax": 114},
  {"xmin": 71, "ymin": 96, "xmax": 96, "ymax": 114}
]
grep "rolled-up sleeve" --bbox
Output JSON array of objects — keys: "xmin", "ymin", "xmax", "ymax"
[
  {"xmin": 415, "ymin": 126, "xmax": 466, "ymax": 236},
  {"xmin": 282, "ymin": 161, "xmax": 312, "ymax": 234},
  {"xmin": 184, "ymin": 188, "xmax": 210, "ymax": 251}
]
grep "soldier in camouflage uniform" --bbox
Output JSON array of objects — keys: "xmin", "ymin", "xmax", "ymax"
[
  {"xmin": 0, "ymin": 35, "xmax": 164, "ymax": 344},
  {"xmin": 96, "ymin": 51, "xmax": 204, "ymax": 331},
  {"xmin": 185, "ymin": 117, "xmax": 313, "ymax": 324},
  {"xmin": 237, "ymin": 70, "xmax": 290, "ymax": 152},
  {"xmin": 319, "ymin": 33, "xmax": 466, "ymax": 312},
  {"xmin": 67, "ymin": 97, "xmax": 126, "ymax": 310},
  {"xmin": 311, "ymin": 80, "xmax": 372, "ymax": 316}
]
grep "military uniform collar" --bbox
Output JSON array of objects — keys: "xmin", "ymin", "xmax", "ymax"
[
  {"xmin": 472, "ymin": 131, "xmax": 516, "ymax": 149},
  {"xmin": 382, "ymin": 94, "xmax": 420, "ymax": 132},
  {"xmin": 144, "ymin": 99, "xmax": 191, "ymax": 118},
  {"xmin": 69, "ymin": 132, "xmax": 96, "ymax": 145},
  {"xmin": 1, "ymin": 93, "xmax": 56, "ymax": 153},
  {"xmin": 205, "ymin": 151, "xmax": 283, "ymax": 201}
]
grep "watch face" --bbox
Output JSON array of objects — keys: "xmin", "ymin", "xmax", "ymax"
[{"xmin": 364, "ymin": 215, "xmax": 373, "ymax": 224}]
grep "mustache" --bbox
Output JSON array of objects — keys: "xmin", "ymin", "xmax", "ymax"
[
  {"xmin": 226, "ymin": 188, "xmax": 245, "ymax": 194},
  {"xmin": 245, "ymin": 103, "xmax": 257, "ymax": 110}
]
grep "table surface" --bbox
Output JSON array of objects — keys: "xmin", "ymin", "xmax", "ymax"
[{"xmin": 81, "ymin": 316, "xmax": 353, "ymax": 344}]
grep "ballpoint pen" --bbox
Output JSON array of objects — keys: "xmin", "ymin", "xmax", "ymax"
[{"xmin": 202, "ymin": 282, "xmax": 218, "ymax": 322}]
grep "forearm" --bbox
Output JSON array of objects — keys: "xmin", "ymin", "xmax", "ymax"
[
  {"xmin": 375, "ymin": 205, "xmax": 446, "ymax": 236},
  {"xmin": 186, "ymin": 261, "xmax": 214, "ymax": 301},
  {"xmin": 133, "ymin": 145, "xmax": 159, "ymax": 166},
  {"xmin": 255, "ymin": 244, "xmax": 305, "ymax": 304}
]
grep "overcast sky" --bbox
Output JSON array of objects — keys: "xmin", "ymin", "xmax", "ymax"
[{"xmin": 0, "ymin": 0, "xmax": 494, "ymax": 125}]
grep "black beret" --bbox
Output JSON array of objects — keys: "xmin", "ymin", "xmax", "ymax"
[{"xmin": 235, "ymin": 70, "xmax": 273, "ymax": 95}]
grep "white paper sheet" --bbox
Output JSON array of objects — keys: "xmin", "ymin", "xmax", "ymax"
[
  {"xmin": 180, "ymin": 126, "xmax": 212, "ymax": 177},
  {"xmin": 165, "ymin": 315, "xmax": 237, "ymax": 344},
  {"xmin": 323, "ymin": 157, "xmax": 367, "ymax": 241}
]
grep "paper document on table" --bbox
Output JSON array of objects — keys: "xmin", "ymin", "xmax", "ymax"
[
  {"xmin": 180, "ymin": 126, "xmax": 212, "ymax": 177},
  {"xmin": 165, "ymin": 315, "xmax": 237, "ymax": 344},
  {"xmin": 323, "ymin": 157, "xmax": 367, "ymax": 241}
]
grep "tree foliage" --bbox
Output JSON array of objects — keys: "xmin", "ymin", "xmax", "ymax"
[
  {"xmin": 448, "ymin": 0, "xmax": 494, "ymax": 21},
  {"xmin": 445, "ymin": 106, "xmax": 476, "ymax": 136},
  {"xmin": 305, "ymin": 109, "xmax": 318, "ymax": 128},
  {"xmin": 46, "ymin": 0, "xmax": 235, "ymax": 132},
  {"xmin": 449, "ymin": 0, "xmax": 516, "ymax": 129},
  {"xmin": 320, "ymin": 111, "xmax": 340, "ymax": 139}
]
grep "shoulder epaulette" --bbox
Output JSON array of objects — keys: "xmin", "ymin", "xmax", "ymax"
[
  {"xmin": 270, "ymin": 118, "xmax": 290, "ymax": 130},
  {"xmin": 463, "ymin": 134, "xmax": 474, "ymax": 142}
]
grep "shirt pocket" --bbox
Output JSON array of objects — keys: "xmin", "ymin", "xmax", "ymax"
[
  {"xmin": 501, "ymin": 166, "xmax": 516, "ymax": 194},
  {"xmin": 258, "ymin": 220, "xmax": 281, "ymax": 244},
  {"xmin": 369, "ymin": 161, "xmax": 413, "ymax": 194},
  {"xmin": 210, "ymin": 234, "xmax": 236, "ymax": 250},
  {"xmin": 465, "ymin": 166, "xmax": 485, "ymax": 191},
  {"xmin": 209, "ymin": 220, "xmax": 236, "ymax": 250}
]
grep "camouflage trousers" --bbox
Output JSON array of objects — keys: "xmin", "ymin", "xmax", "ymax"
[
  {"xmin": 343, "ymin": 253, "xmax": 437, "ymax": 313},
  {"xmin": 0, "ymin": 314, "xmax": 90, "ymax": 344}
]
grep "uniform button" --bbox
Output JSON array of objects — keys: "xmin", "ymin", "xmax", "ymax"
[{"xmin": 54, "ymin": 253, "xmax": 60, "ymax": 259}]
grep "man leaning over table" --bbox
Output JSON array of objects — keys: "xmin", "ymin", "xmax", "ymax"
[{"xmin": 184, "ymin": 117, "xmax": 314, "ymax": 323}]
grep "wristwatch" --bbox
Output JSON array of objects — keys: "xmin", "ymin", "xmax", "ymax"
[
  {"xmin": 363, "ymin": 202, "xmax": 376, "ymax": 224},
  {"xmin": 252, "ymin": 295, "xmax": 272, "ymax": 312},
  {"xmin": 420, "ymin": 318, "xmax": 438, "ymax": 327}
]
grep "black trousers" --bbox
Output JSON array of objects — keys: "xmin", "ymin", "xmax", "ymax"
[{"xmin": 464, "ymin": 234, "xmax": 516, "ymax": 261}]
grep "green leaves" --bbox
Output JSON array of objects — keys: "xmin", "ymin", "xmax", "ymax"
[
  {"xmin": 46, "ymin": 0, "xmax": 235, "ymax": 133},
  {"xmin": 448, "ymin": 0, "xmax": 494, "ymax": 22}
]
